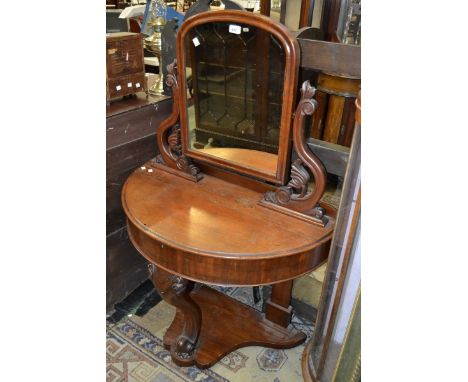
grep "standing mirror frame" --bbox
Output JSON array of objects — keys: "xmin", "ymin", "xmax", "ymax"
[{"xmin": 176, "ymin": 10, "xmax": 300, "ymax": 185}]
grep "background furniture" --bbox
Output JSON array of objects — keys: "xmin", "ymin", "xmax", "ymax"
[
  {"xmin": 290, "ymin": 34, "xmax": 359, "ymax": 322},
  {"xmin": 106, "ymin": 32, "xmax": 147, "ymax": 101},
  {"xmin": 303, "ymin": 92, "xmax": 360, "ymax": 382},
  {"xmin": 106, "ymin": 87, "xmax": 172, "ymax": 312},
  {"xmin": 307, "ymin": 71, "xmax": 360, "ymax": 147},
  {"xmin": 105, "ymin": 12, "xmax": 360, "ymax": 325}
]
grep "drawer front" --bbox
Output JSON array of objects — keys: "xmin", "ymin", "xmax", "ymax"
[
  {"xmin": 107, "ymin": 73, "xmax": 146, "ymax": 100},
  {"xmin": 106, "ymin": 38, "xmax": 144, "ymax": 77},
  {"xmin": 124, "ymin": 73, "xmax": 146, "ymax": 93},
  {"xmin": 107, "ymin": 77, "xmax": 127, "ymax": 99}
]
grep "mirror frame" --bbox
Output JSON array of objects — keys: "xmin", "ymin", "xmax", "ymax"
[{"xmin": 176, "ymin": 10, "xmax": 300, "ymax": 185}]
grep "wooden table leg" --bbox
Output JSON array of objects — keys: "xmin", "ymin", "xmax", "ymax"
[
  {"xmin": 148, "ymin": 264, "xmax": 201, "ymax": 366},
  {"xmin": 265, "ymin": 280, "xmax": 294, "ymax": 327}
]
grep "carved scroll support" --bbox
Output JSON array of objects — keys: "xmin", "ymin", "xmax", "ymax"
[
  {"xmin": 148, "ymin": 264, "xmax": 201, "ymax": 366},
  {"xmin": 260, "ymin": 81, "xmax": 329, "ymax": 226},
  {"xmin": 155, "ymin": 59, "xmax": 203, "ymax": 182}
]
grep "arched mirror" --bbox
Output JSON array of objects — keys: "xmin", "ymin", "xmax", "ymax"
[
  {"xmin": 155, "ymin": 9, "xmax": 332, "ymax": 225},
  {"xmin": 177, "ymin": 10, "xmax": 299, "ymax": 184}
]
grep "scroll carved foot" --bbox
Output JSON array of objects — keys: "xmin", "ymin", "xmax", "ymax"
[{"xmin": 148, "ymin": 264, "xmax": 201, "ymax": 365}]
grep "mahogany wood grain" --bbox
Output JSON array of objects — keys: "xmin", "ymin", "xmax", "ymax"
[
  {"xmin": 123, "ymin": 161, "xmax": 333, "ymax": 286},
  {"xmin": 339, "ymin": 97, "xmax": 357, "ymax": 147},
  {"xmin": 309, "ymin": 90, "xmax": 328, "ymax": 140},
  {"xmin": 316, "ymin": 72, "xmax": 360, "ymax": 147},
  {"xmin": 323, "ymin": 0, "xmax": 342, "ymax": 42},
  {"xmin": 149, "ymin": 265, "xmax": 201, "ymax": 365},
  {"xmin": 154, "ymin": 62, "xmax": 202, "ymax": 181},
  {"xmin": 106, "ymin": 33, "xmax": 146, "ymax": 101},
  {"xmin": 259, "ymin": 0, "xmax": 270, "ymax": 15},
  {"xmin": 156, "ymin": 62, "xmax": 181, "ymax": 170},
  {"xmin": 299, "ymin": 0, "xmax": 315, "ymax": 28},
  {"xmin": 317, "ymin": 72, "xmax": 360, "ymax": 96},
  {"xmin": 163, "ymin": 285, "xmax": 306, "ymax": 368},
  {"xmin": 119, "ymin": 13, "xmax": 343, "ymax": 369}
]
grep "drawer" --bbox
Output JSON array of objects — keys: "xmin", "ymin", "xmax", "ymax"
[{"xmin": 106, "ymin": 38, "xmax": 144, "ymax": 77}]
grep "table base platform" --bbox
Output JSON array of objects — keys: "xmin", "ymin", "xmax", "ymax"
[{"xmin": 162, "ymin": 285, "xmax": 306, "ymax": 368}]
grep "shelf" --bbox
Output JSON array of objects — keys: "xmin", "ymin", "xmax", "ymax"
[{"xmin": 163, "ymin": 286, "xmax": 306, "ymax": 368}]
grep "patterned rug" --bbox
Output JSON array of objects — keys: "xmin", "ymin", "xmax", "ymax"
[{"xmin": 107, "ymin": 286, "xmax": 313, "ymax": 382}]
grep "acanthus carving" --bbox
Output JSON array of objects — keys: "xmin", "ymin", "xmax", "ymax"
[
  {"xmin": 156, "ymin": 60, "xmax": 202, "ymax": 180},
  {"xmin": 170, "ymin": 274, "xmax": 188, "ymax": 294},
  {"xmin": 263, "ymin": 81, "xmax": 328, "ymax": 224}
]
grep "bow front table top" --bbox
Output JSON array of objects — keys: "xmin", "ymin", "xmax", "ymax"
[{"xmin": 121, "ymin": 159, "xmax": 334, "ymax": 368}]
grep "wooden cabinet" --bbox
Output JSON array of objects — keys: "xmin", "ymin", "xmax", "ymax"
[
  {"xmin": 106, "ymin": 92, "xmax": 172, "ymax": 312},
  {"xmin": 106, "ymin": 32, "xmax": 146, "ymax": 101}
]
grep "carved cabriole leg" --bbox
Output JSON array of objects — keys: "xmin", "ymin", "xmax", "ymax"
[
  {"xmin": 265, "ymin": 280, "xmax": 294, "ymax": 328},
  {"xmin": 148, "ymin": 264, "xmax": 201, "ymax": 366}
]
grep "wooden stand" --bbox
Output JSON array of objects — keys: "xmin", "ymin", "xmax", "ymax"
[
  {"xmin": 151, "ymin": 267, "xmax": 305, "ymax": 368},
  {"xmin": 123, "ymin": 163, "xmax": 333, "ymax": 367},
  {"xmin": 121, "ymin": 11, "xmax": 337, "ymax": 369}
]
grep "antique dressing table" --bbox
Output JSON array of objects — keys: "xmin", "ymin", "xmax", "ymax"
[{"xmin": 122, "ymin": 10, "xmax": 336, "ymax": 369}]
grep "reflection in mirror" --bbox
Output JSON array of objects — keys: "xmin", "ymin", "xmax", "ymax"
[{"xmin": 184, "ymin": 21, "xmax": 285, "ymax": 176}]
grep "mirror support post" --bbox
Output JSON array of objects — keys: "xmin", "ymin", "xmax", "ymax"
[
  {"xmin": 154, "ymin": 59, "xmax": 203, "ymax": 182},
  {"xmin": 260, "ymin": 80, "xmax": 329, "ymax": 226}
]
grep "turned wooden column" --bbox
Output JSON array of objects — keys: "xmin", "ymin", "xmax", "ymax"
[{"xmin": 309, "ymin": 72, "xmax": 360, "ymax": 147}]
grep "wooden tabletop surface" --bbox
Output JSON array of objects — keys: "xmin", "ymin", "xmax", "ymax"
[{"xmin": 122, "ymin": 160, "xmax": 334, "ymax": 259}]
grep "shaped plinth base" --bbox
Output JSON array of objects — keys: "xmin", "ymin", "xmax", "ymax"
[{"xmin": 163, "ymin": 285, "xmax": 306, "ymax": 369}]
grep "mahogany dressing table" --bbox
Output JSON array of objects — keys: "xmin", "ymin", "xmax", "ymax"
[{"xmin": 122, "ymin": 10, "xmax": 336, "ymax": 369}]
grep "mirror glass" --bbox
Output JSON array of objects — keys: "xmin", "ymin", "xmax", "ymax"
[{"xmin": 184, "ymin": 21, "xmax": 286, "ymax": 176}]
